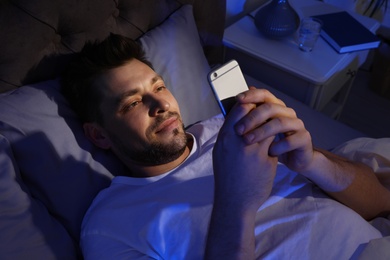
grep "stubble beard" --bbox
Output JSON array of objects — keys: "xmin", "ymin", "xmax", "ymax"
[
  {"xmin": 109, "ymin": 112, "xmax": 188, "ymax": 166},
  {"xmin": 135, "ymin": 127, "xmax": 188, "ymax": 165}
]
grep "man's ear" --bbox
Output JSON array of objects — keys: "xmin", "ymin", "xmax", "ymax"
[{"xmin": 83, "ymin": 122, "xmax": 111, "ymax": 150}]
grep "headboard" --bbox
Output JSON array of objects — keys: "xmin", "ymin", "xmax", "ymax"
[{"xmin": 0, "ymin": 0, "xmax": 226, "ymax": 93}]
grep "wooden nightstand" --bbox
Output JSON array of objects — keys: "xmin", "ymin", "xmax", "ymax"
[{"xmin": 224, "ymin": 0, "xmax": 380, "ymax": 119}]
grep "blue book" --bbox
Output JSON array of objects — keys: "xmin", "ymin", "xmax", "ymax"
[{"xmin": 313, "ymin": 11, "xmax": 381, "ymax": 53}]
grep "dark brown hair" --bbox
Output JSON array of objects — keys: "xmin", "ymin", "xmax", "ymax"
[{"xmin": 61, "ymin": 33, "xmax": 153, "ymax": 125}]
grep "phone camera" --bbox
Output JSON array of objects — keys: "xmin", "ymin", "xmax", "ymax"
[{"xmin": 213, "ymin": 72, "xmax": 218, "ymax": 77}]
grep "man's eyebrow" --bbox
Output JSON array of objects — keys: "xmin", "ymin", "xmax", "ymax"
[
  {"xmin": 118, "ymin": 89, "xmax": 139, "ymax": 103},
  {"xmin": 152, "ymin": 75, "xmax": 164, "ymax": 84},
  {"xmin": 115, "ymin": 75, "xmax": 164, "ymax": 105}
]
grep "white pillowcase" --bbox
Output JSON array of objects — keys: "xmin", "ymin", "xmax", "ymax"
[
  {"xmin": 0, "ymin": 4, "xmax": 219, "ymax": 259},
  {"xmin": 0, "ymin": 133, "xmax": 78, "ymax": 258},
  {"xmin": 0, "ymin": 79, "xmax": 120, "ymax": 259},
  {"xmin": 139, "ymin": 5, "xmax": 220, "ymax": 126}
]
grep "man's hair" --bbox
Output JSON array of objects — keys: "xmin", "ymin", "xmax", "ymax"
[{"xmin": 61, "ymin": 33, "xmax": 153, "ymax": 125}]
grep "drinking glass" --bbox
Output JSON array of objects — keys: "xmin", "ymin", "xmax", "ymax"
[{"xmin": 297, "ymin": 17, "xmax": 322, "ymax": 52}]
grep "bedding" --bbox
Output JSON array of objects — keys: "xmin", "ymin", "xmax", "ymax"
[
  {"xmin": 0, "ymin": 79, "xmax": 121, "ymax": 258},
  {"xmin": 332, "ymin": 137, "xmax": 390, "ymax": 257},
  {"xmin": 0, "ymin": 133, "xmax": 78, "ymax": 258}
]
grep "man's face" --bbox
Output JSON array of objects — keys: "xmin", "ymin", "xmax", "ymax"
[{"xmin": 95, "ymin": 59, "xmax": 187, "ymax": 167}]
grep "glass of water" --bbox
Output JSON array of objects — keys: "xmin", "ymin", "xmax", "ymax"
[{"xmin": 297, "ymin": 17, "xmax": 322, "ymax": 52}]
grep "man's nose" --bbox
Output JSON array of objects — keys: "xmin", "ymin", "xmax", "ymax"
[{"xmin": 150, "ymin": 96, "xmax": 170, "ymax": 116}]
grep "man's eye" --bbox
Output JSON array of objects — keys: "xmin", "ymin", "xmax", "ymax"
[
  {"xmin": 121, "ymin": 101, "xmax": 140, "ymax": 112},
  {"xmin": 128, "ymin": 101, "xmax": 141, "ymax": 108},
  {"xmin": 156, "ymin": 86, "xmax": 166, "ymax": 91}
]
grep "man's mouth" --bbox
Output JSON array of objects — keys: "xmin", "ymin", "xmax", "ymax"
[{"xmin": 155, "ymin": 116, "xmax": 179, "ymax": 134}]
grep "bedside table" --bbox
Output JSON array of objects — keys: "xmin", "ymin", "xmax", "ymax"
[{"xmin": 223, "ymin": 0, "xmax": 380, "ymax": 119}]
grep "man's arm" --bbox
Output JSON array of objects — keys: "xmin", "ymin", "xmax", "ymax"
[
  {"xmin": 205, "ymin": 87, "xmax": 390, "ymax": 258},
  {"xmin": 204, "ymin": 191, "xmax": 259, "ymax": 260},
  {"xmin": 298, "ymin": 148, "xmax": 390, "ymax": 220},
  {"xmin": 235, "ymin": 88, "xmax": 390, "ymax": 220},
  {"xmin": 205, "ymin": 88, "xmax": 314, "ymax": 259},
  {"xmin": 205, "ymin": 96, "xmax": 278, "ymax": 259}
]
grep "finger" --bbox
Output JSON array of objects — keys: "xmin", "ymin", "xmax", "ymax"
[
  {"xmin": 242, "ymin": 116, "xmax": 304, "ymax": 144},
  {"xmin": 236, "ymin": 88, "xmax": 286, "ymax": 107},
  {"xmin": 235, "ymin": 103, "xmax": 297, "ymax": 136},
  {"xmin": 220, "ymin": 101, "xmax": 256, "ymax": 140},
  {"xmin": 222, "ymin": 102, "xmax": 256, "ymax": 131},
  {"xmin": 268, "ymin": 129, "xmax": 312, "ymax": 157}
]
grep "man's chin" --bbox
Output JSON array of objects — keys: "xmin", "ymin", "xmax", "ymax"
[
  {"xmin": 144, "ymin": 132, "xmax": 188, "ymax": 165},
  {"xmin": 158, "ymin": 128, "xmax": 186, "ymax": 145}
]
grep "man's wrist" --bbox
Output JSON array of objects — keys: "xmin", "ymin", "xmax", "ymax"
[
  {"xmin": 300, "ymin": 149, "xmax": 353, "ymax": 193},
  {"xmin": 205, "ymin": 197, "xmax": 257, "ymax": 260}
]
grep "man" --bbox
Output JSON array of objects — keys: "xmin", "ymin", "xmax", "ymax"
[{"xmin": 61, "ymin": 34, "xmax": 390, "ymax": 259}]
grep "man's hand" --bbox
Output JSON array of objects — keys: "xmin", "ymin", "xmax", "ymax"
[
  {"xmin": 213, "ymin": 94, "xmax": 278, "ymax": 212},
  {"xmin": 234, "ymin": 87, "xmax": 315, "ymax": 173},
  {"xmin": 206, "ymin": 88, "xmax": 279, "ymax": 260}
]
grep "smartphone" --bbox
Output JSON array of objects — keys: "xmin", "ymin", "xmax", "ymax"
[{"xmin": 208, "ymin": 60, "xmax": 248, "ymax": 116}]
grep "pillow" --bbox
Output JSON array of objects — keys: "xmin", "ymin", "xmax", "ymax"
[
  {"xmin": 0, "ymin": 4, "xmax": 220, "ymax": 258},
  {"xmin": 0, "ymin": 134, "xmax": 78, "ymax": 259},
  {"xmin": 0, "ymin": 79, "xmax": 123, "ymax": 252},
  {"xmin": 139, "ymin": 5, "xmax": 221, "ymax": 126}
]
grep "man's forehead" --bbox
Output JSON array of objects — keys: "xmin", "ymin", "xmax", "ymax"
[{"xmin": 100, "ymin": 62, "xmax": 161, "ymax": 93}]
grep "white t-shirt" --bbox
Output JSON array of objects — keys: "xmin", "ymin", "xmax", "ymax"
[{"xmin": 80, "ymin": 116, "xmax": 382, "ymax": 259}]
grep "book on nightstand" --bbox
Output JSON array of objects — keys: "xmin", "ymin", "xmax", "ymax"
[{"xmin": 312, "ymin": 11, "xmax": 381, "ymax": 54}]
